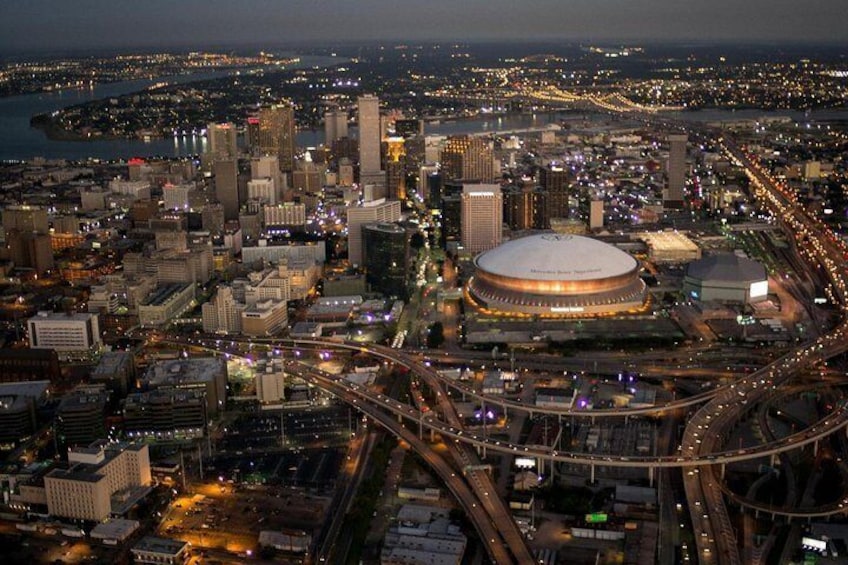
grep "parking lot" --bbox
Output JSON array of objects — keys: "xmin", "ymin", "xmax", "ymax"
[{"xmin": 160, "ymin": 480, "xmax": 331, "ymax": 556}]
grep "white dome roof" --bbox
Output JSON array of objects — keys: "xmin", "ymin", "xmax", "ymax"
[{"xmin": 475, "ymin": 234, "xmax": 638, "ymax": 282}]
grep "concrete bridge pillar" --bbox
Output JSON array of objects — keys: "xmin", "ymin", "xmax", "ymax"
[
  {"xmin": 430, "ymin": 428, "xmax": 436, "ymax": 442},
  {"xmin": 721, "ymin": 464, "xmax": 726, "ymax": 479},
  {"xmin": 648, "ymin": 466, "xmax": 655, "ymax": 488},
  {"xmin": 771, "ymin": 453, "xmax": 777, "ymax": 467},
  {"xmin": 590, "ymin": 464, "xmax": 596, "ymax": 485},
  {"xmin": 814, "ymin": 439, "xmax": 819, "ymax": 456}
]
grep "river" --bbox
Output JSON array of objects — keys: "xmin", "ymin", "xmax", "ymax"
[
  {"xmin": 0, "ymin": 55, "xmax": 341, "ymax": 162},
  {"xmin": 1, "ymin": 69, "xmax": 847, "ymax": 162}
]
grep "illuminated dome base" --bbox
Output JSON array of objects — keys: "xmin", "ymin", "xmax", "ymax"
[{"xmin": 468, "ymin": 276, "xmax": 647, "ymax": 316}]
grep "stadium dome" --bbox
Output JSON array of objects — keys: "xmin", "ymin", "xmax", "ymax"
[
  {"xmin": 467, "ymin": 234, "xmax": 647, "ymax": 316},
  {"xmin": 683, "ymin": 253, "xmax": 769, "ymax": 303}
]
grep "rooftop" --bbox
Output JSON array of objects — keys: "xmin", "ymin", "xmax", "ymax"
[
  {"xmin": 132, "ymin": 536, "xmax": 189, "ymax": 556},
  {"xmin": 475, "ymin": 234, "xmax": 638, "ymax": 282}
]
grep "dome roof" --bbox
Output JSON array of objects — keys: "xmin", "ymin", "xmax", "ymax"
[
  {"xmin": 475, "ymin": 234, "xmax": 638, "ymax": 282},
  {"xmin": 686, "ymin": 253, "xmax": 766, "ymax": 283}
]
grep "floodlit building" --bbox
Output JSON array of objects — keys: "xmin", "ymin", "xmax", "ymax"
[{"xmin": 637, "ymin": 231, "xmax": 702, "ymax": 263}]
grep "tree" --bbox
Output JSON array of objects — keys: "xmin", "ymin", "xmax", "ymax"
[{"xmin": 410, "ymin": 231, "xmax": 426, "ymax": 250}]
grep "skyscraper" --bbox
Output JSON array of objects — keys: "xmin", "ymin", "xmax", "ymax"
[
  {"xmin": 461, "ymin": 183, "xmax": 503, "ymax": 254},
  {"xmin": 2, "ymin": 205, "xmax": 49, "ymax": 233},
  {"xmin": 539, "ymin": 165, "xmax": 570, "ymax": 221},
  {"xmin": 439, "ymin": 136, "xmax": 495, "ymax": 183},
  {"xmin": 207, "ymin": 122, "xmax": 238, "ymax": 160},
  {"xmin": 324, "ymin": 109, "xmax": 348, "ymax": 145},
  {"xmin": 258, "ymin": 103, "xmax": 296, "ymax": 174},
  {"xmin": 346, "ymin": 199, "xmax": 402, "ymax": 266},
  {"xmin": 357, "ymin": 95, "xmax": 382, "ymax": 175},
  {"xmin": 363, "ymin": 222, "xmax": 409, "ymax": 299},
  {"xmin": 385, "ymin": 137, "xmax": 406, "ymax": 200},
  {"xmin": 665, "ymin": 133, "xmax": 688, "ymax": 208},
  {"xmin": 213, "ymin": 159, "xmax": 239, "ymax": 221}
]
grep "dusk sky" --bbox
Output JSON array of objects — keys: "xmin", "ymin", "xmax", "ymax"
[{"xmin": 1, "ymin": 0, "xmax": 847, "ymax": 54}]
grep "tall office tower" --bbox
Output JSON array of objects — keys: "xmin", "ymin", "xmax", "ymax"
[
  {"xmin": 461, "ymin": 183, "xmax": 503, "ymax": 254},
  {"xmin": 246, "ymin": 116, "xmax": 261, "ymax": 154},
  {"xmin": 213, "ymin": 159, "xmax": 240, "ymax": 221},
  {"xmin": 247, "ymin": 178, "xmax": 277, "ymax": 205},
  {"xmin": 258, "ymin": 103, "xmax": 296, "ymax": 174},
  {"xmin": 207, "ymin": 122, "xmax": 238, "ymax": 159},
  {"xmin": 357, "ymin": 94, "xmax": 382, "ymax": 175},
  {"xmin": 385, "ymin": 137, "xmax": 406, "ymax": 200},
  {"xmin": 439, "ymin": 136, "xmax": 495, "ymax": 183},
  {"xmin": 503, "ymin": 186, "xmax": 548, "ymax": 230},
  {"xmin": 2, "ymin": 205, "xmax": 49, "ymax": 233},
  {"xmin": 363, "ymin": 222, "xmax": 409, "ymax": 299},
  {"xmin": 539, "ymin": 165, "xmax": 570, "ymax": 220},
  {"xmin": 346, "ymin": 199, "xmax": 402, "ymax": 266},
  {"xmin": 589, "ymin": 198, "xmax": 605, "ymax": 230},
  {"xmin": 665, "ymin": 133, "xmax": 688, "ymax": 209},
  {"xmin": 324, "ymin": 109, "xmax": 348, "ymax": 145}
]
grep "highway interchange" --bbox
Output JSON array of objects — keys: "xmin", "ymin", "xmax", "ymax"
[{"xmin": 151, "ymin": 92, "xmax": 848, "ymax": 563}]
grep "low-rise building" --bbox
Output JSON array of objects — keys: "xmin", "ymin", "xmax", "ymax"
[
  {"xmin": 131, "ymin": 537, "xmax": 189, "ymax": 565},
  {"xmin": 137, "ymin": 283, "xmax": 195, "ymax": 327}
]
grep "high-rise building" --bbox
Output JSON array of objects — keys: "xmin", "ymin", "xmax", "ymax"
[
  {"xmin": 539, "ymin": 165, "xmax": 570, "ymax": 221},
  {"xmin": 213, "ymin": 159, "xmax": 239, "ymax": 221},
  {"xmin": 384, "ymin": 137, "xmax": 406, "ymax": 201},
  {"xmin": 357, "ymin": 95, "xmax": 382, "ymax": 175},
  {"xmin": 247, "ymin": 177, "xmax": 277, "ymax": 205},
  {"xmin": 503, "ymin": 186, "xmax": 547, "ymax": 230},
  {"xmin": 665, "ymin": 133, "xmax": 688, "ymax": 208},
  {"xmin": 461, "ymin": 184, "xmax": 503, "ymax": 254},
  {"xmin": 202, "ymin": 286, "xmax": 244, "ymax": 334},
  {"xmin": 6, "ymin": 230, "xmax": 54, "ymax": 275},
  {"xmin": 363, "ymin": 222, "xmax": 409, "ymax": 299},
  {"xmin": 2, "ymin": 205, "xmax": 49, "ymax": 233},
  {"xmin": 55, "ymin": 386, "xmax": 109, "ymax": 447},
  {"xmin": 324, "ymin": 109, "xmax": 349, "ymax": 144},
  {"xmin": 246, "ymin": 116, "xmax": 261, "ymax": 154},
  {"xmin": 589, "ymin": 198, "xmax": 604, "ymax": 230},
  {"xmin": 439, "ymin": 136, "xmax": 495, "ymax": 183},
  {"xmin": 162, "ymin": 183, "xmax": 193, "ymax": 211},
  {"xmin": 258, "ymin": 103, "xmax": 296, "ymax": 174},
  {"xmin": 44, "ymin": 441, "xmax": 151, "ymax": 521},
  {"xmin": 207, "ymin": 122, "xmax": 238, "ymax": 160},
  {"xmin": 346, "ymin": 198, "xmax": 402, "ymax": 266}
]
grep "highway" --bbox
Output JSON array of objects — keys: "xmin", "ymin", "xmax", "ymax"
[{"xmin": 523, "ymin": 86, "xmax": 848, "ymax": 563}]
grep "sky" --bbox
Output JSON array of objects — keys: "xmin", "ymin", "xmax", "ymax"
[{"xmin": 1, "ymin": 0, "xmax": 847, "ymax": 54}]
